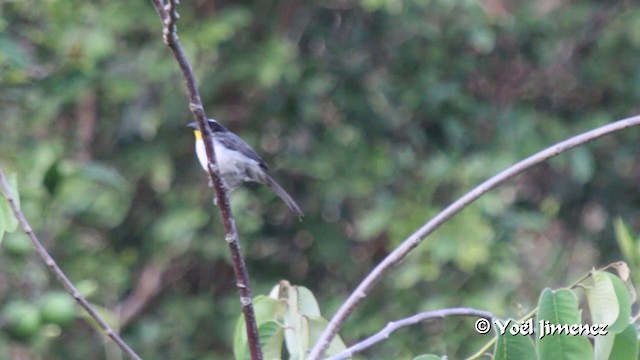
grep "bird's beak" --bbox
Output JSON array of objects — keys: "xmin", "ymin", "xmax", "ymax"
[{"xmin": 187, "ymin": 121, "xmax": 204, "ymax": 141}]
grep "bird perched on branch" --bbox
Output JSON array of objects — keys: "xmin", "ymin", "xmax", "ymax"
[{"xmin": 187, "ymin": 119, "xmax": 303, "ymax": 218}]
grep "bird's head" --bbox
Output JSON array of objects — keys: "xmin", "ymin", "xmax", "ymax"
[{"xmin": 186, "ymin": 119, "xmax": 226, "ymax": 140}]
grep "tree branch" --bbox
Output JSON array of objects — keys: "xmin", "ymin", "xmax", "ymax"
[
  {"xmin": 149, "ymin": 1, "xmax": 262, "ymax": 359},
  {"xmin": 0, "ymin": 167, "xmax": 142, "ymax": 360},
  {"xmin": 328, "ymin": 308, "xmax": 493, "ymax": 360},
  {"xmin": 307, "ymin": 114, "xmax": 640, "ymax": 359}
]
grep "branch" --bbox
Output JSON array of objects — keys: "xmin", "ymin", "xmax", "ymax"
[
  {"xmin": 0, "ymin": 167, "xmax": 142, "ymax": 360},
  {"xmin": 149, "ymin": 1, "xmax": 262, "ymax": 359},
  {"xmin": 328, "ymin": 308, "xmax": 493, "ymax": 360},
  {"xmin": 307, "ymin": 114, "xmax": 640, "ymax": 359}
]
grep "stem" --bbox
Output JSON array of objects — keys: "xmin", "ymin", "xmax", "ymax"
[
  {"xmin": 149, "ymin": 1, "xmax": 262, "ymax": 359},
  {"xmin": 308, "ymin": 115, "xmax": 640, "ymax": 360},
  {"xmin": 329, "ymin": 308, "xmax": 493, "ymax": 360},
  {"xmin": 0, "ymin": 167, "xmax": 142, "ymax": 360}
]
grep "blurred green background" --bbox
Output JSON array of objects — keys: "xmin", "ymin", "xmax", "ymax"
[{"xmin": 1, "ymin": 0, "xmax": 640, "ymax": 358}]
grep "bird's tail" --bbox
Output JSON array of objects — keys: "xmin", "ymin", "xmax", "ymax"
[{"xmin": 265, "ymin": 174, "xmax": 303, "ymax": 218}]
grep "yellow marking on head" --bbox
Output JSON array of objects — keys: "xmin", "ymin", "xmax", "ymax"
[{"xmin": 193, "ymin": 130, "xmax": 203, "ymax": 141}]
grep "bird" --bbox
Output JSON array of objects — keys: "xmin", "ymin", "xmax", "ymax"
[{"xmin": 187, "ymin": 119, "xmax": 303, "ymax": 218}]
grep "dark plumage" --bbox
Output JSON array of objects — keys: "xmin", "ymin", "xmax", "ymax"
[{"xmin": 187, "ymin": 119, "xmax": 303, "ymax": 217}]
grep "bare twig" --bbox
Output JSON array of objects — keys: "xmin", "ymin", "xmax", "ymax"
[
  {"xmin": 149, "ymin": 1, "xmax": 262, "ymax": 359},
  {"xmin": 308, "ymin": 114, "xmax": 640, "ymax": 359},
  {"xmin": 0, "ymin": 167, "xmax": 142, "ymax": 360},
  {"xmin": 328, "ymin": 308, "xmax": 493, "ymax": 360}
]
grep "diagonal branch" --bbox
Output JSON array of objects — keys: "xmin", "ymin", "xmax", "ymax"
[
  {"xmin": 0, "ymin": 167, "xmax": 142, "ymax": 360},
  {"xmin": 328, "ymin": 308, "xmax": 493, "ymax": 360},
  {"xmin": 308, "ymin": 114, "xmax": 640, "ymax": 359},
  {"xmin": 149, "ymin": 1, "xmax": 262, "ymax": 359}
]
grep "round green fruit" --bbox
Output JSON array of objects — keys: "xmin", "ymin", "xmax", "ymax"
[
  {"xmin": 40, "ymin": 292, "xmax": 76, "ymax": 327},
  {"xmin": 2, "ymin": 301, "xmax": 41, "ymax": 340},
  {"xmin": 2, "ymin": 233, "xmax": 32, "ymax": 257}
]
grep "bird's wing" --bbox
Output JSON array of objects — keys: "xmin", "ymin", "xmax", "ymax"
[{"xmin": 214, "ymin": 132, "xmax": 270, "ymax": 171}]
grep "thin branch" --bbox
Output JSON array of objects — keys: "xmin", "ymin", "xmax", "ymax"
[
  {"xmin": 328, "ymin": 308, "xmax": 493, "ymax": 360},
  {"xmin": 0, "ymin": 167, "xmax": 142, "ymax": 360},
  {"xmin": 308, "ymin": 114, "xmax": 640, "ymax": 359},
  {"xmin": 149, "ymin": 1, "xmax": 262, "ymax": 359}
]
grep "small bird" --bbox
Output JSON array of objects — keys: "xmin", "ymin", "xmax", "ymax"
[{"xmin": 187, "ymin": 119, "xmax": 303, "ymax": 218}]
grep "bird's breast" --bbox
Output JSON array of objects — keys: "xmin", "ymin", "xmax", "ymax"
[{"xmin": 195, "ymin": 139, "xmax": 264, "ymax": 190}]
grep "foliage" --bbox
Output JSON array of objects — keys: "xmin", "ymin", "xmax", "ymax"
[
  {"xmin": 234, "ymin": 281, "xmax": 345, "ymax": 360},
  {"xmin": 1, "ymin": 0, "xmax": 640, "ymax": 358},
  {"xmin": 408, "ymin": 266, "xmax": 637, "ymax": 360}
]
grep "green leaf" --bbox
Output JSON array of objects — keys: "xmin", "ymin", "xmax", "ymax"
[
  {"xmin": 494, "ymin": 319, "xmax": 537, "ymax": 360},
  {"xmin": 609, "ymin": 323, "xmax": 639, "ymax": 360},
  {"xmin": 595, "ymin": 323, "xmax": 638, "ymax": 360},
  {"xmin": 284, "ymin": 286, "xmax": 304, "ymax": 360},
  {"xmin": 2, "ymin": 232, "xmax": 32, "ymax": 257},
  {"xmin": 307, "ymin": 316, "xmax": 347, "ymax": 357},
  {"xmin": 593, "ymin": 332, "xmax": 615, "ymax": 360},
  {"xmin": 259, "ymin": 320, "xmax": 285, "ymax": 360},
  {"xmin": 0, "ymin": 172, "xmax": 19, "ymax": 233},
  {"xmin": 537, "ymin": 288, "xmax": 593, "ymax": 359},
  {"xmin": 297, "ymin": 286, "xmax": 321, "ymax": 317},
  {"xmin": 586, "ymin": 271, "xmax": 620, "ymax": 331},
  {"xmin": 234, "ymin": 296, "xmax": 283, "ymax": 360},
  {"xmin": 234, "ymin": 323, "xmax": 250, "ymax": 360},
  {"xmin": 282, "ymin": 285, "xmax": 346, "ymax": 359},
  {"xmin": 605, "ymin": 272, "xmax": 631, "ymax": 334},
  {"xmin": 614, "ymin": 219, "xmax": 636, "ymax": 264},
  {"xmin": 586, "ymin": 270, "xmax": 631, "ymax": 335},
  {"xmin": 43, "ymin": 160, "xmax": 62, "ymax": 195},
  {"xmin": 0, "ymin": 203, "xmax": 5, "ymax": 244},
  {"xmin": 255, "ymin": 295, "xmax": 285, "ymax": 324},
  {"xmin": 612, "ymin": 262, "xmax": 637, "ymax": 303},
  {"xmin": 413, "ymin": 356, "xmax": 445, "ymax": 360},
  {"xmin": 264, "ymin": 282, "xmax": 345, "ymax": 359}
]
